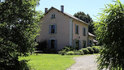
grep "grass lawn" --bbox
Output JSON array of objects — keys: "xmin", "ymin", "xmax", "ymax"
[{"xmin": 19, "ymin": 54, "xmax": 79, "ymax": 70}]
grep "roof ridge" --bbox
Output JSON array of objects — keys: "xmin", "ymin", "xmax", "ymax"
[{"xmin": 44, "ymin": 7, "xmax": 88, "ymax": 25}]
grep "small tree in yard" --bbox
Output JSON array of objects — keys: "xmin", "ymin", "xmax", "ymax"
[
  {"xmin": 95, "ymin": 0, "xmax": 124, "ymax": 70},
  {"xmin": 0, "ymin": 0, "xmax": 41, "ymax": 70}
]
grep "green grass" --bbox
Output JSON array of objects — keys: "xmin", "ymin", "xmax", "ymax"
[{"xmin": 19, "ymin": 54, "xmax": 79, "ymax": 70}]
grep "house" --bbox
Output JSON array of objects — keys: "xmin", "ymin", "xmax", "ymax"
[
  {"xmin": 88, "ymin": 32, "xmax": 98, "ymax": 46},
  {"xmin": 36, "ymin": 5, "xmax": 92, "ymax": 51}
]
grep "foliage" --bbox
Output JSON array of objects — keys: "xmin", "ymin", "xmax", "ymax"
[
  {"xmin": 74, "ymin": 12, "xmax": 94, "ymax": 34},
  {"xmin": 65, "ymin": 50, "xmax": 84, "ymax": 55},
  {"xmin": 78, "ymin": 50, "xmax": 84, "ymax": 55},
  {"xmin": 92, "ymin": 46, "xmax": 101, "ymax": 53},
  {"xmin": 66, "ymin": 51, "xmax": 75, "ymax": 55},
  {"xmin": 74, "ymin": 12, "xmax": 93, "ymax": 23},
  {"xmin": 62, "ymin": 46, "xmax": 75, "ymax": 51},
  {"xmin": 58, "ymin": 46, "xmax": 74, "ymax": 55},
  {"xmin": 19, "ymin": 54, "xmax": 79, "ymax": 70},
  {"xmin": 58, "ymin": 50, "xmax": 66, "ymax": 55},
  {"xmin": 95, "ymin": 0, "xmax": 124, "ymax": 69},
  {"xmin": 59, "ymin": 46, "xmax": 100, "ymax": 55},
  {"xmin": 87, "ymin": 47, "xmax": 94, "ymax": 54},
  {"xmin": 80, "ymin": 48, "xmax": 89, "ymax": 54},
  {"xmin": 0, "ymin": 0, "xmax": 40, "ymax": 69}
]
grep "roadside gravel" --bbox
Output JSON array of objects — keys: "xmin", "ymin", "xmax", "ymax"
[{"xmin": 67, "ymin": 55, "xmax": 99, "ymax": 70}]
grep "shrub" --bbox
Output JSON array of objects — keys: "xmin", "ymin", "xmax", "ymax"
[
  {"xmin": 74, "ymin": 51, "xmax": 81, "ymax": 55},
  {"xmin": 78, "ymin": 50, "xmax": 84, "ymax": 55},
  {"xmin": 66, "ymin": 51, "xmax": 75, "ymax": 55},
  {"xmin": 58, "ymin": 50, "xmax": 66, "ymax": 55},
  {"xmin": 92, "ymin": 46, "xmax": 101, "ymax": 53},
  {"xmin": 87, "ymin": 47, "xmax": 94, "ymax": 54},
  {"xmin": 59, "ymin": 46, "xmax": 74, "ymax": 55},
  {"xmin": 80, "ymin": 48, "xmax": 89, "ymax": 54},
  {"xmin": 62, "ymin": 46, "xmax": 74, "ymax": 51}
]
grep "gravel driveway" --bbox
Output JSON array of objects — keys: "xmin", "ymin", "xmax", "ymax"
[{"xmin": 67, "ymin": 55, "xmax": 99, "ymax": 70}]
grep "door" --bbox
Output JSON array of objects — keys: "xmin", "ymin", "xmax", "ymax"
[{"xmin": 51, "ymin": 40, "xmax": 55, "ymax": 48}]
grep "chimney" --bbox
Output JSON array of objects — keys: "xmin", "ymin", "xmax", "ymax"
[
  {"xmin": 61, "ymin": 5, "xmax": 64, "ymax": 13},
  {"xmin": 45, "ymin": 8, "xmax": 48, "ymax": 14}
]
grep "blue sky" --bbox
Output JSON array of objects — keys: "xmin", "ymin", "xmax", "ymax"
[{"xmin": 36, "ymin": 0, "xmax": 124, "ymax": 20}]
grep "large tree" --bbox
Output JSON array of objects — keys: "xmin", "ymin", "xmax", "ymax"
[
  {"xmin": 74, "ymin": 12, "xmax": 94, "ymax": 34},
  {"xmin": 95, "ymin": 0, "xmax": 124, "ymax": 69},
  {"xmin": 0, "ymin": 0, "xmax": 40, "ymax": 70}
]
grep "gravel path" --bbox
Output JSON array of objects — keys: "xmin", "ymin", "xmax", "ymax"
[{"xmin": 67, "ymin": 55, "xmax": 99, "ymax": 70}]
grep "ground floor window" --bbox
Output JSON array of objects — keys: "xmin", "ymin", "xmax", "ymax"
[
  {"xmin": 88, "ymin": 40, "xmax": 92, "ymax": 46},
  {"xmin": 83, "ymin": 40, "xmax": 86, "ymax": 48},
  {"xmin": 49, "ymin": 39, "xmax": 57, "ymax": 49},
  {"xmin": 51, "ymin": 40, "xmax": 55, "ymax": 48},
  {"xmin": 75, "ymin": 40, "xmax": 79, "ymax": 50}
]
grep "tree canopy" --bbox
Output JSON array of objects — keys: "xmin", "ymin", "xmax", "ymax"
[
  {"xmin": 74, "ymin": 12, "xmax": 94, "ymax": 34},
  {"xmin": 0, "ymin": 0, "xmax": 41, "ymax": 69},
  {"xmin": 95, "ymin": 0, "xmax": 124, "ymax": 69}
]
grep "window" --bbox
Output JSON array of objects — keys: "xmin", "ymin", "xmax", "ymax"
[
  {"xmin": 48, "ymin": 39, "xmax": 57, "ymax": 49},
  {"xmin": 49, "ymin": 25, "xmax": 56, "ymax": 34},
  {"xmin": 83, "ymin": 40, "xmax": 86, "ymax": 48},
  {"xmin": 51, "ymin": 14, "xmax": 55, "ymax": 19},
  {"xmin": 51, "ymin": 40, "xmax": 55, "ymax": 48},
  {"xmin": 83, "ymin": 27, "xmax": 86, "ymax": 36},
  {"xmin": 75, "ymin": 24, "xmax": 79, "ymax": 34},
  {"xmin": 75, "ymin": 40, "xmax": 79, "ymax": 50}
]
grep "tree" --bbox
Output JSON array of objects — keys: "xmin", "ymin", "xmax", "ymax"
[
  {"xmin": 94, "ymin": 0, "xmax": 124, "ymax": 69},
  {"xmin": 74, "ymin": 12, "xmax": 94, "ymax": 34},
  {"xmin": 0, "ymin": 0, "xmax": 40, "ymax": 69}
]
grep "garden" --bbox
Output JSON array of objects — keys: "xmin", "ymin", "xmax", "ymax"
[{"xmin": 19, "ymin": 46, "xmax": 101, "ymax": 70}]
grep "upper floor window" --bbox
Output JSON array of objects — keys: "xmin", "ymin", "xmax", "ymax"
[
  {"xmin": 49, "ymin": 24, "xmax": 56, "ymax": 34},
  {"xmin": 75, "ymin": 24, "xmax": 79, "ymax": 34},
  {"xmin": 51, "ymin": 14, "xmax": 55, "ymax": 19},
  {"xmin": 83, "ymin": 27, "xmax": 86, "ymax": 36}
]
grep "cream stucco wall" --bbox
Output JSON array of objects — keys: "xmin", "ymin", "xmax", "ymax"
[
  {"xmin": 36, "ymin": 8, "xmax": 89, "ymax": 51},
  {"xmin": 73, "ymin": 20, "xmax": 88, "ymax": 48},
  {"xmin": 36, "ymin": 9, "xmax": 71, "ymax": 50}
]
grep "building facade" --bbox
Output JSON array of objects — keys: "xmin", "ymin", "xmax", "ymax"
[{"xmin": 36, "ymin": 6, "xmax": 89, "ymax": 51}]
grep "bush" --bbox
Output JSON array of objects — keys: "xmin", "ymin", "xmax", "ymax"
[
  {"xmin": 78, "ymin": 50, "xmax": 84, "ymax": 55},
  {"xmin": 80, "ymin": 48, "xmax": 89, "ymax": 54},
  {"xmin": 74, "ymin": 51, "xmax": 81, "ymax": 55},
  {"xmin": 62, "ymin": 46, "xmax": 74, "ymax": 51},
  {"xmin": 66, "ymin": 51, "xmax": 75, "ymax": 55},
  {"xmin": 87, "ymin": 47, "xmax": 94, "ymax": 54},
  {"xmin": 58, "ymin": 50, "xmax": 66, "ymax": 55},
  {"xmin": 59, "ymin": 46, "xmax": 75, "ymax": 55},
  {"xmin": 92, "ymin": 46, "xmax": 101, "ymax": 53}
]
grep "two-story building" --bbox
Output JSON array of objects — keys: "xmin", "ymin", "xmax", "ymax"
[{"xmin": 36, "ymin": 6, "xmax": 90, "ymax": 51}]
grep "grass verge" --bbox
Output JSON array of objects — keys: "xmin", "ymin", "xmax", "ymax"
[{"xmin": 19, "ymin": 54, "xmax": 80, "ymax": 70}]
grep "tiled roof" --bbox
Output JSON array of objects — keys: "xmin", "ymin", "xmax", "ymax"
[
  {"xmin": 88, "ymin": 32, "xmax": 95, "ymax": 37},
  {"xmin": 44, "ymin": 7, "xmax": 88, "ymax": 25},
  {"xmin": 93, "ymin": 39, "xmax": 98, "ymax": 43}
]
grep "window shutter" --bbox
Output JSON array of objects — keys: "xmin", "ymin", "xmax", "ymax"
[
  {"xmin": 49, "ymin": 25, "xmax": 51, "ymax": 34},
  {"xmin": 55, "ymin": 24, "xmax": 57, "ymax": 33},
  {"xmin": 48, "ymin": 40, "xmax": 51, "ymax": 48},
  {"xmin": 75, "ymin": 24, "xmax": 76, "ymax": 34},
  {"xmin": 55, "ymin": 40, "xmax": 57, "ymax": 50},
  {"xmin": 79, "ymin": 40, "xmax": 81, "ymax": 49}
]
